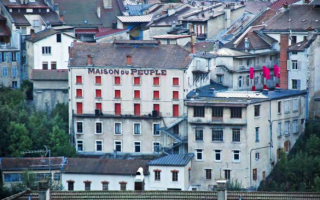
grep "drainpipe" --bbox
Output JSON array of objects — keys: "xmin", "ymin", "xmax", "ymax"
[{"xmin": 269, "ymin": 99, "xmax": 272, "ymax": 160}]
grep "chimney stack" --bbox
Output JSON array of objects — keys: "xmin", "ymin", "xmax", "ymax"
[
  {"xmin": 191, "ymin": 43, "xmax": 196, "ymax": 53},
  {"xmin": 279, "ymin": 34, "xmax": 289, "ymax": 89},
  {"xmin": 38, "ymin": 179, "xmax": 50, "ymax": 200},
  {"xmin": 60, "ymin": 14, "xmax": 64, "ymax": 22},
  {"xmin": 216, "ymin": 180, "xmax": 227, "ymax": 200},
  {"xmin": 126, "ymin": 54, "xmax": 132, "ymax": 66},
  {"xmin": 97, "ymin": 3, "xmax": 101, "ymax": 18},
  {"xmin": 30, "ymin": 29, "xmax": 35, "ymax": 38},
  {"xmin": 103, "ymin": 0, "xmax": 112, "ymax": 9},
  {"xmin": 87, "ymin": 54, "xmax": 93, "ymax": 66}
]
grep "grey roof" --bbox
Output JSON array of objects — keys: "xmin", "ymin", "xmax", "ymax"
[
  {"xmin": 147, "ymin": 153, "xmax": 194, "ymax": 166},
  {"xmin": 31, "ymin": 69, "xmax": 68, "ymax": 81},
  {"xmin": 0, "ymin": 157, "xmax": 65, "ymax": 171},
  {"xmin": 26, "ymin": 29, "xmax": 57, "ymax": 43},
  {"xmin": 210, "ymin": 48, "xmax": 252, "ymax": 57},
  {"xmin": 126, "ymin": 4, "xmax": 153, "ymax": 16},
  {"xmin": 187, "ymin": 81, "xmax": 228, "ymax": 99}
]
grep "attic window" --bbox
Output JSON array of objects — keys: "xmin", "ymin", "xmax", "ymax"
[{"xmin": 29, "ymin": 0, "xmax": 36, "ymax": 2}]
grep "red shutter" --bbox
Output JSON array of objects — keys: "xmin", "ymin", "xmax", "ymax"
[
  {"xmin": 115, "ymin": 103, "xmax": 121, "ymax": 115},
  {"xmin": 76, "ymin": 76, "xmax": 82, "ymax": 84},
  {"xmin": 96, "ymin": 89, "xmax": 102, "ymax": 98},
  {"xmin": 173, "ymin": 91, "xmax": 179, "ymax": 100},
  {"xmin": 96, "ymin": 103, "xmax": 102, "ymax": 111},
  {"xmin": 153, "ymin": 91, "xmax": 159, "ymax": 99},
  {"xmin": 153, "ymin": 104, "xmax": 160, "ymax": 114},
  {"xmin": 173, "ymin": 105, "xmax": 179, "ymax": 117},
  {"xmin": 115, "ymin": 76, "xmax": 121, "ymax": 85},
  {"xmin": 77, "ymin": 102, "xmax": 83, "ymax": 114},
  {"xmin": 134, "ymin": 77, "xmax": 140, "ymax": 85},
  {"xmin": 134, "ymin": 104, "xmax": 140, "ymax": 116},
  {"xmin": 115, "ymin": 90, "xmax": 121, "ymax": 98},
  {"xmin": 173, "ymin": 78, "xmax": 179, "ymax": 85},
  {"xmin": 95, "ymin": 76, "xmax": 101, "ymax": 84},
  {"xmin": 153, "ymin": 77, "xmax": 160, "ymax": 86},
  {"xmin": 134, "ymin": 90, "xmax": 140, "ymax": 99},
  {"xmin": 76, "ymin": 89, "xmax": 82, "ymax": 97}
]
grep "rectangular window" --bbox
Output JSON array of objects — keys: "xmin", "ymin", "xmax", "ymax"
[
  {"xmin": 115, "ymin": 123, "xmax": 121, "ymax": 134},
  {"xmin": 217, "ymin": 75, "xmax": 224, "ymax": 84},
  {"xmin": 153, "ymin": 77, "xmax": 160, "ymax": 85},
  {"xmin": 154, "ymin": 171, "xmax": 161, "ymax": 181},
  {"xmin": 42, "ymin": 62, "xmax": 48, "ymax": 70},
  {"xmin": 102, "ymin": 182, "xmax": 108, "ymax": 190},
  {"xmin": 205, "ymin": 169, "xmax": 212, "ymax": 180},
  {"xmin": 96, "ymin": 141, "xmax": 103, "ymax": 152},
  {"xmin": 195, "ymin": 149, "xmax": 203, "ymax": 161},
  {"xmin": 277, "ymin": 123, "xmax": 282, "ymax": 137},
  {"xmin": 134, "ymin": 104, "xmax": 140, "ymax": 116},
  {"xmin": 12, "ymin": 81, "xmax": 17, "ymax": 89},
  {"xmin": 255, "ymin": 127, "xmax": 260, "ymax": 142},
  {"xmin": 96, "ymin": 89, "xmax": 102, "ymax": 98},
  {"xmin": 76, "ymin": 89, "xmax": 82, "ymax": 98},
  {"xmin": 153, "ymin": 104, "xmax": 160, "ymax": 115},
  {"xmin": 96, "ymin": 103, "xmax": 102, "ymax": 111},
  {"xmin": 254, "ymin": 105, "xmax": 260, "ymax": 117},
  {"xmin": 292, "ymin": 79, "xmax": 300, "ymax": 89},
  {"xmin": 292, "ymin": 60, "xmax": 298, "ymax": 69},
  {"xmin": 33, "ymin": 20, "xmax": 40, "ymax": 27},
  {"xmin": 115, "ymin": 90, "xmax": 121, "ymax": 98},
  {"xmin": 293, "ymin": 98, "xmax": 298, "ymax": 112},
  {"xmin": 212, "ymin": 129, "xmax": 223, "ymax": 142},
  {"xmin": 153, "ymin": 91, "xmax": 160, "ymax": 99},
  {"xmin": 194, "ymin": 107, "xmax": 205, "ymax": 117},
  {"xmin": 253, "ymin": 169, "xmax": 257, "ymax": 180},
  {"xmin": 76, "ymin": 102, "xmax": 83, "ymax": 114},
  {"xmin": 255, "ymin": 152, "xmax": 260, "ymax": 160},
  {"xmin": 172, "ymin": 171, "xmax": 178, "ymax": 181},
  {"xmin": 134, "ymin": 90, "xmax": 140, "ymax": 99},
  {"xmin": 95, "ymin": 76, "xmax": 101, "ymax": 84},
  {"xmin": 224, "ymin": 170, "xmax": 231, "ymax": 180},
  {"xmin": 11, "ymin": 66, "xmax": 17, "ymax": 77},
  {"xmin": 212, "ymin": 107, "xmax": 223, "ymax": 117},
  {"xmin": 278, "ymin": 101, "xmax": 282, "ymax": 114},
  {"xmin": 134, "ymin": 141, "xmax": 141, "ymax": 153},
  {"xmin": 56, "ymin": 33, "xmax": 61, "ymax": 42},
  {"xmin": 4, "ymin": 174, "xmax": 22, "ymax": 182},
  {"xmin": 76, "ymin": 76, "xmax": 82, "ymax": 84},
  {"xmin": 77, "ymin": 122, "xmax": 83, "ymax": 133},
  {"xmin": 214, "ymin": 150, "xmax": 221, "ymax": 162},
  {"xmin": 115, "ymin": 141, "xmax": 122, "ymax": 152},
  {"xmin": 292, "ymin": 120, "xmax": 298, "ymax": 134},
  {"xmin": 77, "ymin": 140, "xmax": 83, "ymax": 151},
  {"xmin": 284, "ymin": 100, "xmax": 290, "ymax": 113},
  {"xmin": 153, "ymin": 142, "xmax": 160, "ymax": 152},
  {"xmin": 173, "ymin": 91, "xmax": 179, "ymax": 100},
  {"xmin": 54, "ymin": 173, "xmax": 60, "ymax": 181},
  {"xmin": 95, "ymin": 122, "xmax": 102, "ymax": 134},
  {"xmin": 232, "ymin": 128, "xmax": 240, "ymax": 142},
  {"xmin": 134, "ymin": 123, "xmax": 141, "ymax": 135},
  {"xmin": 173, "ymin": 77, "xmax": 179, "ymax": 85},
  {"xmin": 120, "ymin": 183, "xmax": 127, "ymax": 191},
  {"xmin": 153, "ymin": 124, "xmax": 160, "ymax": 135},
  {"xmin": 68, "ymin": 182, "xmax": 74, "ymax": 191},
  {"xmin": 114, "ymin": 76, "xmax": 121, "ymax": 85},
  {"xmin": 232, "ymin": 150, "xmax": 240, "ymax": 162},
  {"xmin": 115, "ymin": 103, "xmax": 121, "ymax": 115},
  {"xmin": 285, "ymin": 121, "xmax": 290, "ymax": 135},
  {"xmin": 134, "ymin": 77, "xmax": 141, "ymax": 85},
  {"xmin": 195, "ymin": 129, "xmax": 203, "ymax": 141},
  {"xmin": 42, "ymin": 46, "xmax": 51, "ymax": 55},
  {"xmin": 173, "ymin": 105, "xmax": 179, "ymax": 117},
  {"xmin": 231, "ymin": 108, "xmax": 242, "ymax": 118},
  {"xmin": 84, "ymin": 182, "xmax": 91, "ymax": 191}
]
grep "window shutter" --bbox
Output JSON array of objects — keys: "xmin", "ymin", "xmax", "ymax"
[
  {"xmin": 115, "ymin": 76, "xmax": 120, "ymax": 84},
  {"xmin": 3, "ymin": 53, "xmax": 7, "ymax": 62},
  {"xmin": 8, "ymin": 52, "xmax": 12, "ymax": 62},
  {"xmin": 96, "ymin": 103, "xmax": 102, "ymax": 110},
  {"xmin": 287, "ymin": 60, "xmax": 292, "ymax": 70},
  {"xmin": 115, "ymin": 90, "xmax": 121, "ymax": 98},
  {"xmin": 115, "ymin": 103, "xmax": 121, "ymax": 115},
  {"xmin": 297, "ymin": 80, "xmax": 301, "ymax": 90},
  {"xmin": 95, "ymin": 76, "xmax": 101, "ymax": 84},
  {"xmin": 153, "ymin": 91, "xmax": 159, "ymax": 99},
  {"xmin": 0, "ymin": 53, "xmax": 3, "ymax": 62},
  {"xmin": 297, "ymin": 61, "xmax": 301, "ymax": 70},
  {"xmin": 173, "ymin": 91, "xmax": 179, "ymax": 99},
  {"xmin": 96, "ymin": 89, "xmax": 102, "ymax": 98},
  {"xmin": 134, "ymin": 104, "xmax": 140, "ymax": 116},
  {"xmin": 16, "ymin": 52, "xmax": 20, "ymax": 62},
  {"xmin": 76, "ymin": 103, "xmax": 83, "ymax": 114}
]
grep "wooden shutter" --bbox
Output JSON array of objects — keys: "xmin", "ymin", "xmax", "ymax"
[
  {"xmin": 287, "ymin": 60, "xmax": 292, "ymax": 70},
  {"xmin": 115, "ymin": 90, "xmax": 121, "ymax": 98},
  {"xmin": 173, "ymin": 78, "xmax": 179, "ymax": 85},
  {"xmin": 134, "ymin": 104, "xmax": 140, "ymax": 116},
  {"xmin": 173, "ymin": 105, "xmax": 179, "ymax": 117},
  {"xmin": 96, "ymin": 103, "xmax": 102, "ymax": 111},
  {"xmin": 134, "ymin": 90, "xmax": 140, "ymax": 99},
  {"xmin": 96, "ymin": 89, "xmax": 102, "ymax": 98},
  {"xmin": 76, "ymin": 76, "xmax": 82, "ymax": 84},
  {"xmin": 95, "ymin": 76, "xmax": 101, "ymax": 84},
  {"xmin": 153, "ymin": 77, "xmax": 160, "ymax": 85},
  {"xmin": 115, "ymin": 76, "xmax": 121, "ymax": 84},
  {"xmin": 76, "ymin": 102, "xmax": 83, "ymax": 114},
  {"xmin": 153, "ymin": 104, "xmax": 160, "ymax": 114},
  {"xmin": 134, "ymin": 77, "xmax": 140, "ymax": 85},
  {"xmin": 76, "ymin": 89, "xmax": 82, "ymax": 97},
  {"xmin": 153, "ymin": 91, "xmax": 159, "ymax": 99},
  {"xmin": 297, "ymin": 80, "xmax": 301, "ymax": 90},
  {"xmin": 115, "ymin": 103, "xmax": 121, "ymax": 115},
  {"xmin": 173, "ymin": 91, "xmax": 179, "ymax": 100}
]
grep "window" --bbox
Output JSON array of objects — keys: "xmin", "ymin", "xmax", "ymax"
[
  {"xmin": 115, "ymin": 123, "xmax": 121, "ymax": 134},
  {"xmin": 212, "ymin": 107, "xmax": 223, "ymax": 117},
  {"xmin": 115, "ymin": 90, "xmax": 121, "ymax": 98},
  {"xmin": 173, "ymin": 77, "xmax": 179, "ymax": 85},
  {"xmin": 278, "ymin": 101, "xmax": 282, "ymax": 114},
  {"xmin": 76, "ymin": 75, "xmax": 82, "ymax": 84},
  {"xmin": 42, "ymin": 62, "xmax": 48, "ymax": 70},
  {"xmin": 292, "ymin": 79, "xmax": 300, "ymax": 89},
  {"xmin": 84, "ymin": 182, "xmax": 91, "ymax": 191},
  {"xmin": 194, "ymin": 107, "xmax": 205, "ymax": 117},
  {"xmin": 12, "ymin": 81, "xmax": 17, "ymax": 89},
  {"xmin": 293, "ymin": 98, "xmax": 298, "ymax": 112},
  {"xmin": 133, "ymin": 123, "xmax": 141, "ymax": 135},
  {"xmin": 134, "ymin": 104, "xmax": 140, "ymax": 116},
  {"xmin": 292, "ymin": 60, "xmax": 298, "ymax": 69},
  {"xmin": 134, "ymin": 77, "xmax": 141, "ymax": 85},
  {"xmin": 195, "ymin": 129, "xmax": 203, "ymax": 141},
  {"xmin": 77, "ymin": 122, "xmax": 83, "ymax": 133},
  {"xmin": 153, "ymin": 77, "xmax": 160, "ymax": 86},
  {"xmin": 172, "ymin": 171, "xmax": 178, "ymax": 181},
  {"xmin": 12, "ymin": 52, "xmax": 17, "ymax": 62},
  {"xmin": 232, "ymin": 150, "xmax": 240, "ymax": 162},
  {"xmin": 231, "ymin": 108, "xmax": 242, "ymax": 118},
  {"xmin": 284, "ymin": 140, "xmax": 291, "ymax": 153},
  {"xmin": 4, "ymin": 174, "xmax": 22, "ymax": 182},
  {"xmin": 277, "ymin": 123, "xmax": 282, "ymax": 137},
  {"xmin": 76, "ymin": 102, "xmax": 83, "ymax": 114},
  {"xmin": 96, "ymin": 141, "xmax": 103, "ymax": 152},
  {"xmin": 285, "ymin": 121, "xmax": 290, "ymax": 135},
  {"xmin": 291, "ymin": 36, "xmax": 297, "ymax": 44},
  {"xmin": 154, "ymin": 104, "xmax": 160, "ymax": 115},
  {"xmin": 292, "ymin": 120, "xmax": 298, "ymax": 134},
  {"xmin": 153, "ymin": 91, "xmax": 160, "ymax": 99},
  {"xmin": 173, "ymin": 105, "xmax": 179, "ymax": 117},
  {"xmin": 120, "ymin": 182, "xmax": 127, "ymax": 190},
  {"xmin": 96, "ymin": 89, "xmax": 102, "ymax": 98},
  {"xmin": 134, "ymin": 141, "xmax": 141, "ymax": 153},
  {"xmin": 68, "ymin": 181, "xmax": 74, "ymax": 191},
  {"xmin": 114, "ymin": 76, "xmax": 121, "ymax": 85},
  {"xmin": 195, "ymin": 149, "xmax": 203, "ymax": 161},
  {"xmin": 212, "ymin": 129, "xmax": 223, "ymax": 142},
  {"xmin": 77, "ymin": 140, "xmax": 83, "ymax": 151},
  {"xmin": 232, "ymin": 128, "xmax": 240, "ymax": 142},
  {"xmin": 254, "ymin": 105, "xmax": 260, "ymax": 117},
  {"xmin": 33, "ymin": 20, "xmax": 40, "ymax": 27},
  {"xmin": 173, "ymin": 91, "xmax": 179, "ymax": 100},
  {"xmin": 255, "ymin": 127, "xmax": 260, "ymax": 142},
  {"xmin": 284, "ymin": 100, "xmax": 290, "ymax": 113},
  {"xmin": 76, "ymin": 89, "xmax": 82, "ymax": 98},
  {"xmin": 96, "ymin": 103, "xmax": 102, "ymax": 111},
  {"xmin": 224, "ymin": 170, "xmax": 231, "ymax": 180},
  {"xmin": 36, "ymin": 173, "xmax": 51, "ymax": 181},
  {"xmin": 102, "ymin": 182, "xmax": 109, "ymax": 190},
  {"xmin": 262, "ymin": 171, "xmax": 266, "ymax": 180},
  {"xmin": 153, "ymin": 142, "xmax": 160, "ymax": 152},
  {"xmin": 217, "ymin": 75, "xmax": 223, "ymax": 84},
  {"xmin": 56, "ymin": 33, "xmax": 61, "ymax": 42},
  {"xmin": 205, "ymin": 169, "xmax": 212, "ymax": 180},
  {"xmin": 134, "ymin": 90, "xmax": 140, "ymax": 99},
  {"xmin": 154, "ymin": 170, "xmax": 161, "ymax": 181},
  {"xmin": 11, "ymin": 66, "xmax": 17, "ymax": 77},
  {"xmin": 255, "ymin": 152, "xmax": 260, "ymax": 160},
  {"xmin": 253, "ymin": 169, "xmax": 257, "ymax": 180},
  {"xmin": 115, "ymin": 141, "xmax": 122, "ymax": 152},
  {"xmin": 54, "ymin": 173, "xmax": 60, "ymax": 181},
  {"xmin": 214, "ymin": 150, "xmax": 221, "ymax": 162},
  {"xmin": 115, "ymin": 103, "xmax": 121, "ymax": 115},
  {"xmin": 238, "ymin": 76, "xmax": 242, "ymax": 88},
  {"xmin": 42, "ymin": 46, "xmax": 51, "ymax": 54},
  {"xmin": 153, "ymin": 124, "xmax": 160, "ymax": 135},
  {"xmin": 95, "ymin": 76, "xmax": 101, "ymax": 84}
]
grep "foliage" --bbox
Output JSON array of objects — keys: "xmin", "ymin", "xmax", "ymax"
[
  {"xmin": 227, "ymin": 179, "xmax": 244, "ymax": 191},
  {"xmin": 258, "ymin": 121, "xmax": 320, "ymax": 192}
]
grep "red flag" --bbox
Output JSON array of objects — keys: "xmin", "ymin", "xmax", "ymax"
[
  {"xmin": 266, "ymin": 68, "xmax": 270, "ymax": 80},
  {"xmin": 250, "ymin": 67, "xmax": 254, "ymax": 79},
  {"xmin": 273, "ymin": 65, "xmax": 278, "ymax": 76}
]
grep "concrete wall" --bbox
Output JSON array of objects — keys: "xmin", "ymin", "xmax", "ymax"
[{"xmin": 149, "ymin": 26, "xmax": 172, "ymax": 39}]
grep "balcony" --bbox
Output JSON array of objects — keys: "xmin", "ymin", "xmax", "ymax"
[
  {"xmin": 188, "ymin": 117, "xmax": 246, "ymax": 125},
  {"xmin": 192, "ymin": 65, "xmax": 208, "ymax": 72},
  {"xmin": 74, "ymin": 111, "xmax": 162, "ymax": 119}
]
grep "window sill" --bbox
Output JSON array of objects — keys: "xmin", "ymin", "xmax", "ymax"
[
  {"xmin": 195, "ymin": 140, "xmax": 204, "ymax": 143},
  {"xmin": 114, "ymin": 133, "xmax": 122, "ymax": 135},
  {"xmin": 172, "ymin": 85, "xmax": 180, "ymax": 87},
  {"xmin": 114, "ymin": 97, "xmax": 121, "ymax": 99},
  {"xmin": 231, "ymin": 142, "xmax": 241, "ymax": 144},
  {"xmin": 133, "ymin": 84, "xmax": 141, "ymax": 86},
  {"xmin": 153, "ymin": 135, "xmax": 161, "ymax": 137},
  {"xmin": 212, "ymin": 141, "xmax": 224, "ymax": 143},
  {"xmin": 254, "ymin": 116, "xmax": 260, "ymax": 119},
  {"xmin": 278, "ymin": 113, "xmax": 282, "ymax": 115},
  {"xmin": 114, "ymin": 84, "xmax": 121, "ymax": 86},
  {"xmin": 133, "ymin": 134, "xmax": 141, "ymax": 136},
  {"xmin": 214, "ymin": 161, "xmax": 222, "ymax": 163},
  {"xmin": 195, "ymin": 160, "xmax": 204, "ymax": 162},
  {"xmin": 255, "ymin": 141, "xmax": 260, "ymax": 143},
  {"xmin": 134, "ymin": 98, "xmax": 141, "ymax": 100},
  {"xmin": 153, "ymin": 98, "xmax": 160, "ymax": 100},
  {"xmin": 95, "ymin": 133, "xmax": 103, "ymax": 135},
  {"xmin": 172, "ymin": 99, "xmax": 179, "ymax": 101},
  {"xmin": 95, "ymin": 84, "xmax": 102, "ymax": 86},
  {"xmin": 293, "ymin": 110, "xmax": 298, "ymax": 113},
  {"xmin": 75, "ymin": 83, "xmax": 83, "ymax": 85},
  {"xmin": 284, "ymin": 111, "xmax": 290, "ymax": 114},
  {"xmin": 96, "ymin": 97, "xmax": 102, "ymax": 99},
  {"xmin": 232, "ymin": 161, "xmax": 240, "ymax": 163},
  {"xmin": 76, "ymin": 97, "xmax": 83, "ymax": 99}
]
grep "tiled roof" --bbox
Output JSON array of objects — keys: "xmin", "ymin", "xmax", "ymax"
[
  {"xmin": 244, "ymin": 1, "xmax": 271, "ymax": 14},
  {"xmin": 310, "ymin": 0, "xmax": 320, "ymax": 5},
  {"xmin": 152, "ymin": 34, "xmax": 190, "ymax": 39},
  {"xmin": 0, "ymin": 157, "xmax": 65, "ymax": 171},
  {"xmin": 186, "ymin": 81, "xmax": 228, "ymax": 99},
  {"xmin": 70, "ymin": 42, "xmax": 191, "ymax": 69},
  {"xmin": 184, "ymin": 41, "xmax": 215, "ymax": 52},
  {"xmin": 210, "ymin": 48, "xmax": 252, "ymax": 57},
  {"xmin": 269, "ymin": 0, "xmax": 300, "ymax": 10},
  {"xmin": 9, "ymin": 11, "xmax": 62, "ymax": 26},
  {"xmin": 180, "ymin": 4, "xmax": 225, "ymax": 22},
  {"xmin": 26, "ymin": 29, "xmax": 57, "ymax": 43},
  {"xmin": 147, "ymin": 154, "xmax": 194, "ymax": 166},
  {"xmin": 126, "ymin": 4, "xmax": 153, "ymax": 16},
  {"xmin": 31, "ymin": 69, "xmax": 68, "ymax": 81},
  {"xmin": 117, "ymin": 14, "xmax": 153, "ymax": 23},
  {"xmin": 0, "ymin": 19, "xmax": 11, "ymax": 36},
  {"xmin": 288, "ymin": 39, "xmax": 309, "ymax": 51},
  {"xmin": 251, "ymin": 9, "xmax": 277, "ymax": 26},
  {"xmin": 63, "ymin": 158, "xmax": 150, "ymax": 175}
]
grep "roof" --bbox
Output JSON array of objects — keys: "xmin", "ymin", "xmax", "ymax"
[
  {"xmin": 26, "ymin": 29, "xmax": 58, "ymax": 43},
  {"xmin": 269, "ymin": 0, "xmax": 300, "ymax": 10},
  {"xmin": 31, "ymin": 69, "xmax": 68, "ymax": 81},
  {"xmin": 11, "ymin": 190, "xmax": 320, "ymax": 200},
  {"xmin": 147, "ymin": 154, "xmax": 194, "ymax": 166},
  {"xmin": 70, "ymin": 42, "xmax": 191, "ymax": 69},
  {"xmin": 251, "ymin": 9, "xmax": 277, "ymax": 26},
  {"xmin": 0, "ymin": 157, "xmax": 65, "ymax": 171},
  {"xmin": 63, "ymin": 158, "xmax": 150, "ymax": 175},
  {"xmin": 53, "ymin": 0, "xmax": 122, "ymax": 27},
  {"xmin": 152, "ymin": 34, "xmax": 190, "ymax": 39},
  {"xmin": 244, "ymin": 1, "xmax": 271, "ymax": 14},
  {"xmin": 1, "ymin": 0, "xmax": 48, "ymax": 8},
  {"xmin": 95, "ymin": 28, "xmax": 128, "ymax": 38},
  {"xmin": 9, "ymin": 11, "xmax": 62, "ymax": 26},
  {"xmin": 117, "ymin": 14, "xmax": 153, "ymax": 23},
  {"xmin": 288, "ymin": 34, "xmax": 318, "ymax": 51},
  {"xmin": 184, "ymin": 41, "xmax": 215, "ymax": 53},
  {"xmin": 210, "ymin": 48, "xmax": 252, "ymax": 57},
  {"xmin": 0, "ymin": 19, "xmax": 11, "ymax": 36},
  {"xmin": 181, "ymin": 4, "xmax": 225, "ymax": 22},
  {"xmin": 186, "ymin": 81, "xmax": 228, "ymax": 99},
  {"xmin": 126, "ymin": 4, "xmax": 153, "ymax": 16}
]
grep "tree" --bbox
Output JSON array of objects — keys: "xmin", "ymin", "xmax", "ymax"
[
  {"xmin": 7, "ymin": 122, "xmax": 32, "ymax": 156},
  {"xmin": 50, "ymin": 125, "xmax": 75, "ymax": 157}
]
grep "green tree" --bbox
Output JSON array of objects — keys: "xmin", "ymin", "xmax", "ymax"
[
  {"xmin": 50, "ymin": 125, "xmax": 75, "ymax": 157},
  {"xmin": 7, "ymin": 122, "xmax": 32, "ymax": 156}
]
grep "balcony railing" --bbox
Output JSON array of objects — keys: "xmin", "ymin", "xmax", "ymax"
[
  {"xmin": 75, "ymin": 111, "xmax": 162, "ymax": 119},
  {"xmin": 188, "ymin": 117, "xmax": 246, "ymax": 125},
  {"xmin": 192, "ymin": 65, "xmax": 208, "ymax": 72}
]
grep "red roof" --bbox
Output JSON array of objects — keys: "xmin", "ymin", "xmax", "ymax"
[
  {"xmin": 269, "ymin": 0, "xmax": 300, "ymax": 10},
  {"xmin": 95, "ymin": 28, "xmax": 127, "ymax": 38},
  {"xmin": 75, "ymin": 28, "xmax": 98, "ymax": 34}
]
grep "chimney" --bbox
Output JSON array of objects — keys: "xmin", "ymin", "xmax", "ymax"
[
  {"xmin": 216, "ymin": 180, "xmax": 227, "ymax": 200},
  {"xmin": 191, "ymin": 43, "xmax": 196, "ymax": 53},
  {"xmin": 189, "ymin": 23, "xmax": 194, "ymax": 34},
  {"xmin": 244, "ymin": 37, "xmax": 249, "ymax": 51},
  {"xmin": 103, "ymin": 0, "xmax": 112, "ymax": 9},
  {"xmin": 283, "ymin": 3, "xmax": 288, "ymax": 9},
  {"xmin": 87, "ymin": 54, "xmax": 93, "ymax": 66},
  {"xmin": 30, "ymin": 29, "xmax": 35, "ymax": 38},
  {"xmin": 97, "ymin": 3, "xmax": 101, "ymax": 18},
  {"xmin": 279, "ymin": 34, "xmax": 289, "ymax": 89},
  {"xmin": 191, "ymin": 33, "xmax": 196, "ymax": 44},
  {"xmin": 126, "ymin": 54, "xmax": 132, "ymax": 66},
  {"xmin": 224, "ymin": 5, "xmax": 231, "ymax": 29},
  {"xmin": 38, "ymin": 179, "xmax": 50, "ymax": 200},
  {"xmin": 60, "ymin": 14, "xmax": 64, "ymax": 22}
]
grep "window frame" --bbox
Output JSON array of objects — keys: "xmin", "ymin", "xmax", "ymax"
[
  {"xmin": 76, "ymin": 75, "xmax": 83, "ymax": 84},
  {"xmin": 277, "ymin": 101, "xmax": 282, "ymax": 114},
  {"xmin": 194, "ymin": 106, "xmax": 205, "ymax": 117},
  {"xmin": 134, "ymin": 89, "xmax": 141, "ymax": 99},
  {"xmin": 84, "ymin": 181, "xmax": 91, "ymax": 191},
  {"xmin": 195, "ymin": 129, "xmax": 203, "ymax": 141},
  {"xmin": 254, "ymin": 105, "xmax": 260, "ymax": 117},
  {"xmin": 95, "ymin": 122, "xmax": 103, "ymax": 134},
  {"xmin": 114, "ymin": 140, "xmax": 122, "ymax": 152},
  {"xmin": 212, "ymin": 107, "xmax": 223, "ymax": 117},
  {"xmin": 172, "ymin": 77, "xmax": 179, "ymax": 86},
  {"xmin": 232, "ymin": 150, "xmax": 240, "ymax": 162},
  {"xmin": 77, "ymin": 140, "xmax": 84, "ymax": 152},
  {"xmin": 153, "ymin": 123, "xmax": 160, "ymax": 136},
  {"xmin": 114, "ymin": 122, "xmax": 122, "ymax": 135},
  {"xmin": 133, "ymin": 122, "xmax": 141, "ymax": 135},
  {"xmin": 133, "ymin": 141, "xmax": 141, "ymax": 153},
  {"xmin": 154, "ymin": 170, "xmax": 161, "ymax": 181},
  {"xmin": 42, "ymin": 46, "xmax": 51, "ymax": 55},
  {"xmin": 232, "ymin": 128, "xmax": 240, "ymax": 142},
  {"xmin": 133, "ymin": 77, "xmax": 141, "ymax": 85},
  {"xmin": 214, "ymin": 149, "xmax": 222, "ymax": 162},
  {"xmin": 195, "ymin": 149, "xmax": 203, "ymax": 161},
  {"xmin": 172, "ymin": 171, "xmax": 179, "ymax": 182},
  {"xmin": 153, "ymin": 77, "xmax": 160, "ymax": 86},
  {"xmin": 284, "ymin": 99, "xmax": 290, "ymax": 113},
  {"xmin": 76, "ymin": 121, "xmax": 83, "ymax": 134},
  {"xmin": 231, "ymin": 107, "xmax": 242, "ymax": 118},
  {"xmin": 95, "ymin": 76, "xmax": 102, "ymax": 84},
  {"xmin": 114, "ymin": 76, "xmax": 121, "ymax": 85},
  {"xmin": 255, "ymin": 127, "xmax": 260, "ymax": 142},
  {"xmin": 153, "ymin": 142, "xmax": 160, "ymax": 153},
  {"xmin": 292, "ymin": 98, "xmax": 298, "ymax": 112},
  {"xmin": 212, "ymin": 128, "xmax": 223, "ymax": 142},
  {"xmin": 205, "ymin": 169, "xmax": 212, "ymax": 180},
  {"xmin": 95, "ymin": 140, "xmax": 103, "ymax": 152}
]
